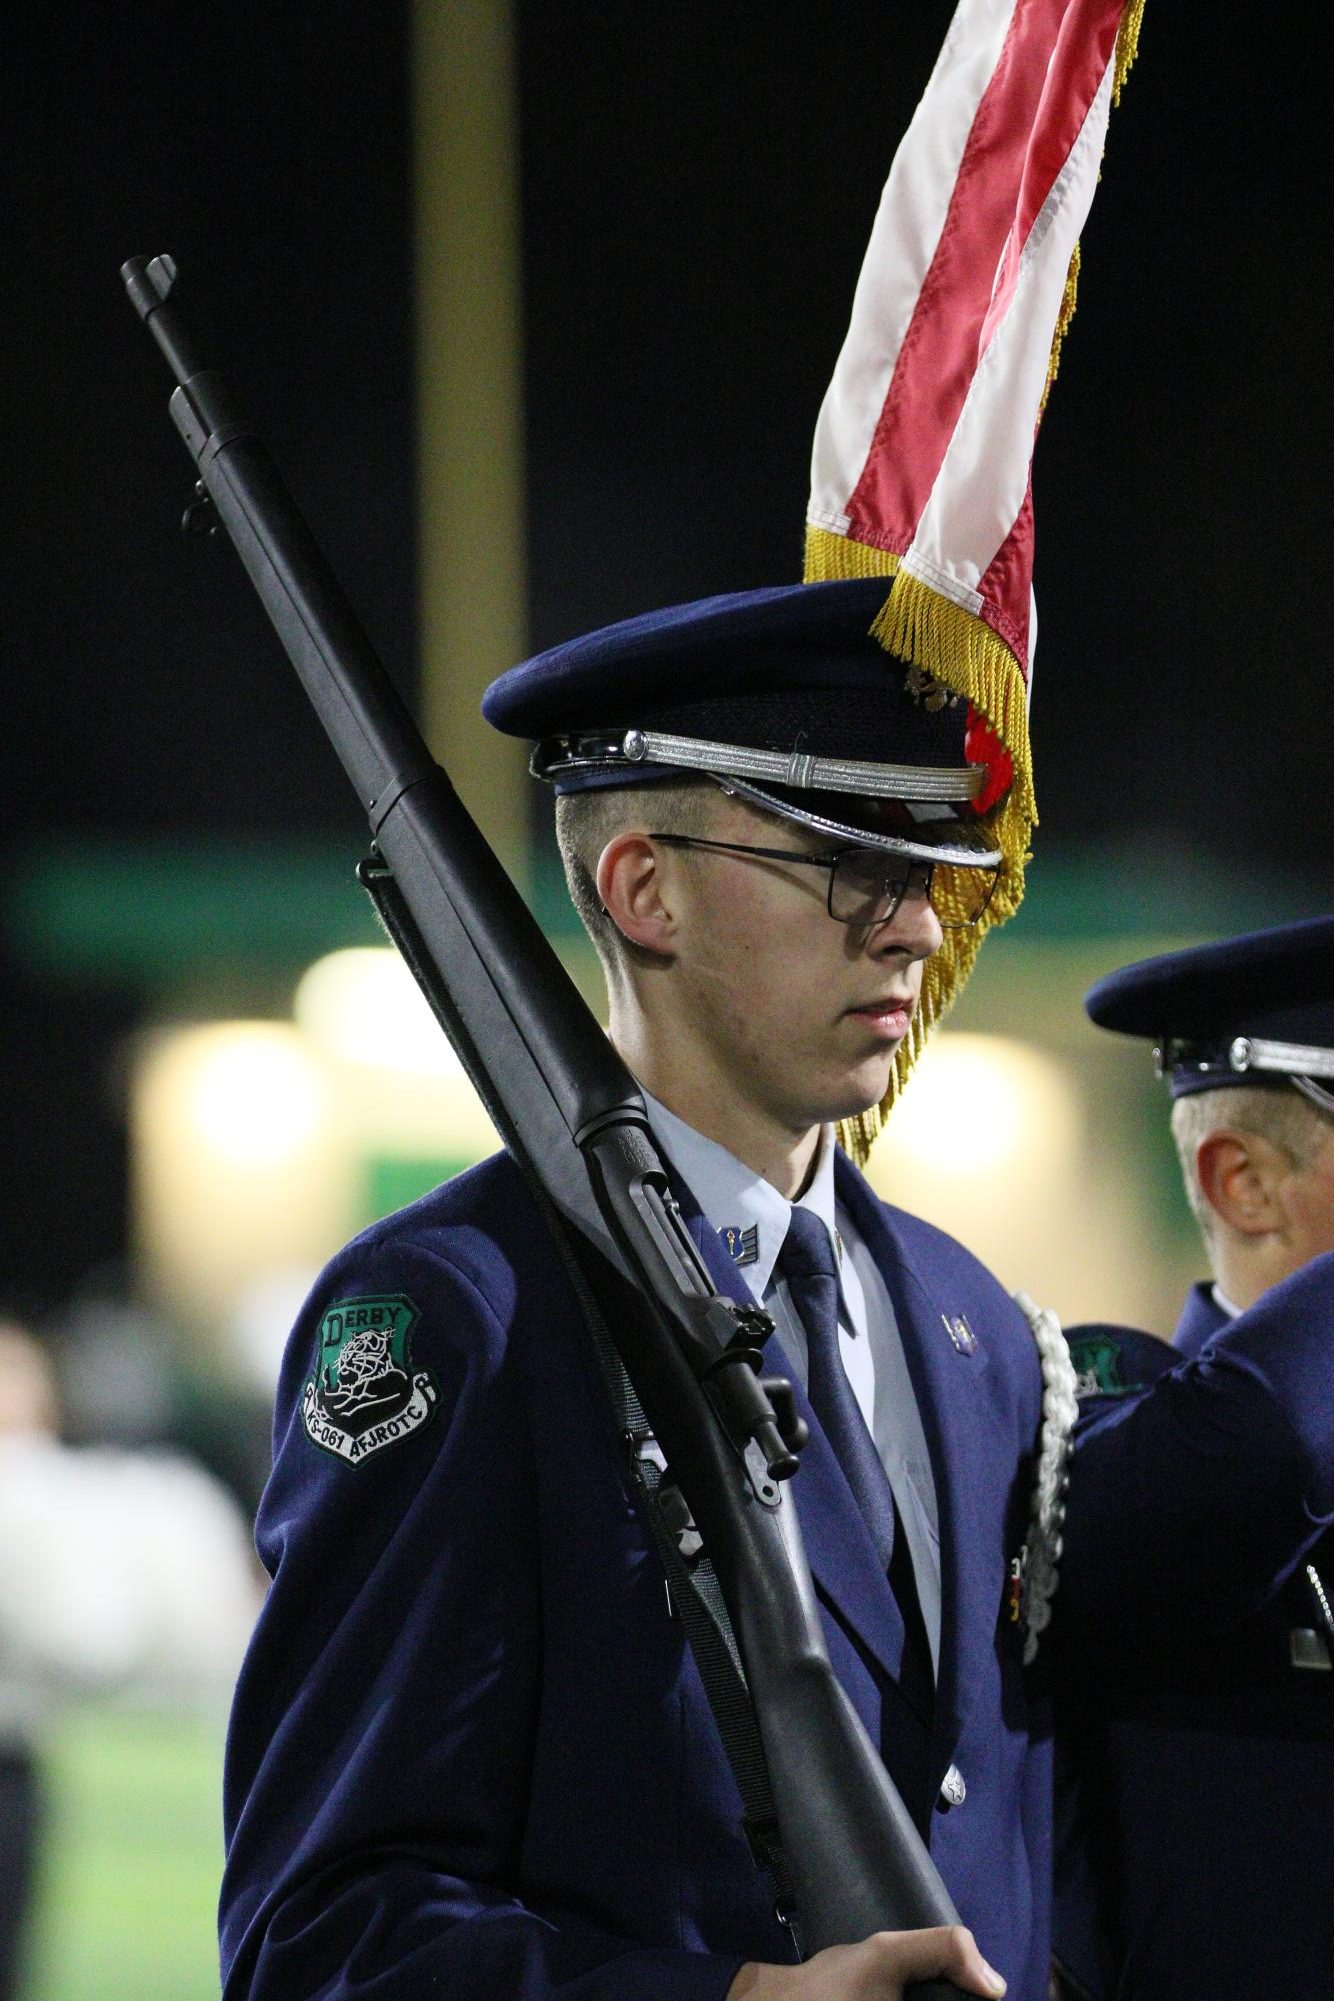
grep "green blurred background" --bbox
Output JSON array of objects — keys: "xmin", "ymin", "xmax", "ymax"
[{"xmin": 25, "ymin": 1710, "xmax": 222, "ymax": 2001}]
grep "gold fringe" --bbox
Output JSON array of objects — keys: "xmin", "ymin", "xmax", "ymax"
[
  {"xmin": 1040, "ymin": 241, "xmax": 1081, "ymax": 416},
  {"xmin": 1114, "ymin": 0, "xmax": 1144, "ymax": 106},
  {"xmin": 803, "ymin": 523, "xmax": 901, "ymax": 582},
  {"xmin": 1043, "ymin": 4, "xmax": 1142, "ymax": 419},
  {"xmin": 800, "ymin": 545, "xmax": 1036, "ymax": 1165},
  {"xmin": 854, "ymin": 572, "xmax": 1035, "ymax": 1160},
  {"xmin": 871, "ymin": 571, "xmax": 1036, "ymax": 827}
]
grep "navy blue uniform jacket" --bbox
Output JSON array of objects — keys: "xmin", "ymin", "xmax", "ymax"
[
  {"xmin": 1053, "ymin": 1262, "xmax": 1334, "ymax": 2001},
  {"xmin": 220, "ymin": 1152, "xmax": 1334, "ymax": 2001}
]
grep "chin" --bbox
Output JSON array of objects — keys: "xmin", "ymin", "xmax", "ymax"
[{"xmin": 819, "ymin": 1059, "xmax": 898, "ymax": 1127}]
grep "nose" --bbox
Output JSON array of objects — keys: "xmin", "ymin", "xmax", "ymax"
[{"xmin": 869, "ymin": 877, "xmax": 944, "ymax": 960}]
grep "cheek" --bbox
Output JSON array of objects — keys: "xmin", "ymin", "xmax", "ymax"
[{"xmin": 691, "ymin": 908, "xmax": 833, "ymax": 1045}]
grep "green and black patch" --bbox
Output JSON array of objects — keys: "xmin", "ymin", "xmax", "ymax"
[
  {"xmin": 1067, "ymin": 1332, "xmax": 1139, "ymax": 1401},
  {"xmin": 301, "ymin": 1294, "xmax": 438, "ymax": 1465}
]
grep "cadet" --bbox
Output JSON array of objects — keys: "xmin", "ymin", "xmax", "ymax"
[
  {"xmin": 1051, "ymin": 915, "xmax": 1334, "ymax": 2001},
  {"xmin": 219, "ymin": 588, "xmax": 1334, "ymax": 2001}
]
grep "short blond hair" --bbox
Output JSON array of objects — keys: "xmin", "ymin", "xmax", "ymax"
[
  {"xmin": 554, "ymin": 777, "xmax": 720, "ymax": 971},
  {"xmin": 1170, "ymin": 1082, "xmax": 1334, "ymax": 1248}
]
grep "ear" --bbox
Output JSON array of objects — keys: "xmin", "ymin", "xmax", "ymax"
[
  {"xmin": 1195, "ymin": 1128, "xmax": 1286, "ymax": 1238},
  {"xmin": 595, "ymin": 832, "xmax": 678, "ymax": 957}
]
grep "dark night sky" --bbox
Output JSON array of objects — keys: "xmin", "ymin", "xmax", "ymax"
[{"xmin": 3, "ymin": 3, "xmax": 1330, "ymax": 1310}]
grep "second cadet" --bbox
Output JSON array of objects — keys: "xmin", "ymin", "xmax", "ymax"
[{"xmin": 1051, "ymin": 914, "xmax": 1334, "ymax": 2001}]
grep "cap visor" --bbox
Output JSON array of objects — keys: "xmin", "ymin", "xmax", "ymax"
[{"xmin": 722, "ymin": 777, "xmax": 1001, "ymax": 871}]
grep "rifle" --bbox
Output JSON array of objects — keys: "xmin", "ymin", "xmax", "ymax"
[{"xmin": 122, "ymin": 251, "xmax": 966, "ymax": 1993}]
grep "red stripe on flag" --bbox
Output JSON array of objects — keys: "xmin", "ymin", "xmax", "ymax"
[
  {"xmin": 977, "ymin": 476, "xmax": 1035, "ymax": 668},
  {"xmin": 1016, "ymin": 0, "xmax": 1122, "ymax": 250},
  {"xmin": 980, "ymin": 0, "xmax": 1122, "ymax": 353},
  {"xmin": 842, "ymin": 0, "xmax": 1104, "ymax": 556}
]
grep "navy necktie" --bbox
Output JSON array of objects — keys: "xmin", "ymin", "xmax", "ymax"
[
  {"xmin": 777, "ymin": 1206, "xmax": 934, "ymax": 1712},
  {"xmin": 776, "ymin": 1207, "xmax": 898, "ymax": 1570}
]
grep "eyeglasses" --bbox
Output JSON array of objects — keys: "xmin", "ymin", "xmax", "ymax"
[{"xmin": 648, "ymin": 833, "xmax": 999, "ymax": 930}]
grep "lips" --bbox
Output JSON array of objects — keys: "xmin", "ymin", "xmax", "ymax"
[
  {"xmin": 846, "ymin": 993, "xmax": 916, "ymax": 1035},
  {"xmin": 849, "ymin": 992, "xmax": 915, "ymax": 1016}
]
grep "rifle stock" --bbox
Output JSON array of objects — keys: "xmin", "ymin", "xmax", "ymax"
[{"xmin": 122, "ymin": 252, "xmax": 966, "ymax": 1990}]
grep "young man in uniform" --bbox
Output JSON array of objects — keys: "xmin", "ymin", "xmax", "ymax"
[
  {"xmin": 218, "ymin": 586, "xmax": 1334, "ymax": 2001},
  {"xmin": 1051, "ymin": 916, "xmax": 1334, "ymax": 2001}
]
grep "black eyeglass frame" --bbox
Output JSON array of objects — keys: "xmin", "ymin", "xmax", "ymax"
[{"xmin": 647, "ymin": 832, "xmax": 998, "ymax": 931}]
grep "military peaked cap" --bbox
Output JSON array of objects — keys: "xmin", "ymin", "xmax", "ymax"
[
  {"xmin": 1084, "ymin": 915, "xmax": 1334, "ymax": 1107},
  {"xmin": 482, "ymin": 579, "xmax": 1001, "ymax": 872}
]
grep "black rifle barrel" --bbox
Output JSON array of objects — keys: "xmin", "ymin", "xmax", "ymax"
[{"xmin": 121, "ymin": 253, "xmax": 965, "ymax": 1986}]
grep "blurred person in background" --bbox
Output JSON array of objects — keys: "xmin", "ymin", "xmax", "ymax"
[
  {"xmin": 1051, "ymin": 916, "xmax": 1334, "ymax": 2001},
  {"xmin": 0, "ymin": 1315, "xmax": 265, "ymax": 1999},
  {"xmin": 0, "ymin": 1325, "xmax": 55, "ymax": 2001}
]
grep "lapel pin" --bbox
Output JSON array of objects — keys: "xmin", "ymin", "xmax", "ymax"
[{"xmin": 943, "ymin": 1312, "xmax": 978, "ymax": 1356}]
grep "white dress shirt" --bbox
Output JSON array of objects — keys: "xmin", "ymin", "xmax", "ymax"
[{"xmin": 642, "ymin": 1092, "xmax": 943, "ymax": 1671}]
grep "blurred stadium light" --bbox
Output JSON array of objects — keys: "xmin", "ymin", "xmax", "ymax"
[
  {"xmin": 864, "ymin": 1026, "xmax": 1178, "ymax": 1331},
  {"xmin": 130, "ymin": 957, "xmax": 503, "ymax": 1382},
  {"xmin": 131, "ymin": 1024, "xmax": 348, "ymax": 1353},
  {"xmin": 295, "ymin": 945, "xmax": 462, "ymax": 1074},
  {"xmin": 875, "ymin": 1033, "xmax": 1079, "ymax": 1179}
]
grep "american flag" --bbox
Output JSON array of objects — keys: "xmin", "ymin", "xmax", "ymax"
[{"xmin": 810, "ymin": 0, "xmax": 1143, "ymax": 1152}]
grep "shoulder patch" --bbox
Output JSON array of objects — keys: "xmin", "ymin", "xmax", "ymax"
[
  {"xmin": 302, "ymin": 1295, "xmax": 438, "ymax": 1465},
  {"xmin": 1066, "ymin": 1331, "xmax": 1139, "ymax": 1400}
]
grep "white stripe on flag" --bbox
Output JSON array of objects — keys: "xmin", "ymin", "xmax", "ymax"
[
  {"xmin": 807, "ymin": 0, "xmax": 1018, "ymax": 533},
  {"xmin": 907, "ymin": 49, "xmax": 1116, "ymax": 614}
]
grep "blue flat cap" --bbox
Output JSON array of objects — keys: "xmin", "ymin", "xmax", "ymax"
[
  {"xmin": 482, "ymin": 579, "xmax": 1001, "ymax": 871},
  {"xmin": 1084, "ymin": 916, "xmax": 1334, "ymax": 1104}
]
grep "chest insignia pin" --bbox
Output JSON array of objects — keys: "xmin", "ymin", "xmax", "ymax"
[
  {"xmin": 719, "ymin": 1223, "xmax": 760, "ymax": 1267},
  {"xmin": 943, "ymin": 1312, "xmax": 978, "ymax": 1356}
]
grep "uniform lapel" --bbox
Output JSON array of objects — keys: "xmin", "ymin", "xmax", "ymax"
[
  {"xmin": 833, "ymin": 1157, "xmax": 999, "ymax": 1766},
  {"xmin": 673, "ymin": 1178, "xmax": 918, "ymax": 1706},
  {"xmin": 1173, "ymin": 1281, "xmax": 1227, "ymax": 1360}
]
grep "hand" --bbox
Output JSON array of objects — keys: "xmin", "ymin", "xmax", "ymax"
[{"xmin": 725, "ymin": 1926, "xmax": 1006, "ymax": 2000}]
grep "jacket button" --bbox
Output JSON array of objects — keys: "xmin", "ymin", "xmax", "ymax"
[{"xmin": 939, "ymin": 1764, "xmax": 966, "ymax": 1808}]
